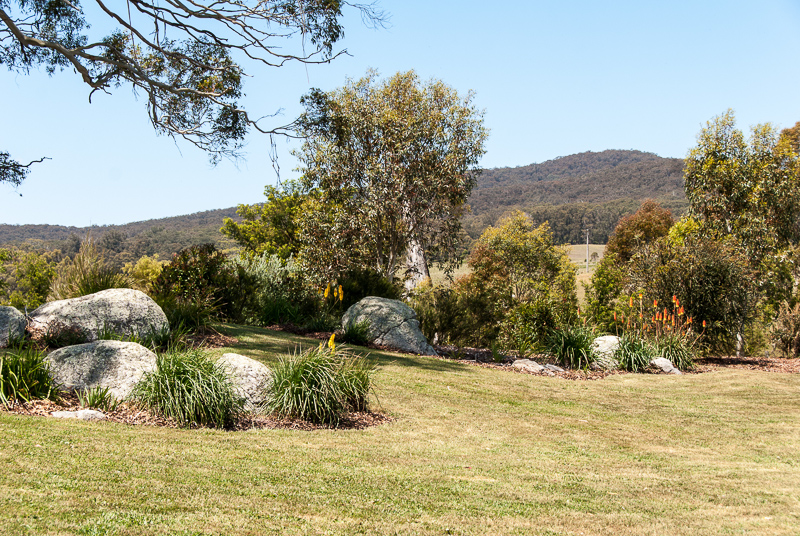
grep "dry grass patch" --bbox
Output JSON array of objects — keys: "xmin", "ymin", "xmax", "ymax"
[{"xmin": 1, "ymin": 325, "xmax": 799, "ymax": 535}]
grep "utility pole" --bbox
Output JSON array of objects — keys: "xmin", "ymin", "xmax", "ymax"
[{"xmin": 584, "ymin": 228, "xmax": 590, "ymax": 274}]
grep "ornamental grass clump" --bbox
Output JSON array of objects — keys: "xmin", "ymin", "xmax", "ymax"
[
  {"xmin": 266, "ymin": 341, "xmax": 376, "ymax": 425},
  {"xmin": 77, "ymin": 385, "xmax": 120, "ymax": 412},
  {"xmin": 615, "ymin": 333, "xmax": 657, "ymax": 373},
  {"xmin": 0, "ymin": 345, "xmax": 60, "ymax": 408},
  {"xmin": 543, "ymin": 324, "xmax": 596, "ymax": 370},
  {"xmin": 653, "ymin": 333, "xmax": 694, "ymax": 370},
  {"xmin": 129, "ymin": 349, "xmax": 244, "ymax": 429},
  {"xmin": 340, "ymin": 319, "xmax": 371, "ymax": 346},
  {"xmin": 48, "ymin": 235, "xmax": 129, "ymax": 300}
]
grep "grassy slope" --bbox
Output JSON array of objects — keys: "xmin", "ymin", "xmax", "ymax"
[
  {"xmin": 430, "ymin": 244, "xmax": 604, "ymax": 303},
  {"xmin": 2, "ymin": 325, "xmax": 799, "ymax": 535}
]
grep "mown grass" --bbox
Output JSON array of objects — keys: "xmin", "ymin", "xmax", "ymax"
[{"xmin": 2, "ymin": 324, "xmax": 799, "ymax": 535}]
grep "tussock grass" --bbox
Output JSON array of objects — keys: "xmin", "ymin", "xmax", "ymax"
[
  {"xmin": 266, "ymin": 346, "xmax": 375, "ymax": 424},
  {"xmin": 0, "ymin": 345, "xmax": 60, "ymax": 408},
  {"xmin": 76, "ymin": 385, "xmax": 121, "ymax": 412},
  {"xmin": 128, "ymin": 349, "xmax": 244, "ymax": 429},
  {"xmin": 616, "ymin": 332, "xmax": 657, "ymax": 372},
  {"xmin": 1, "ymin": 323, "xmax": 800, "ymax": 535},
  {"xmin": 544, "ymin": 324, "xmax": 597, "ymax": 369}
]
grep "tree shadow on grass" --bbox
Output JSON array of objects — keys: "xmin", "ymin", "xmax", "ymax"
[{"xmin": 217, "ymin": 323, "xmax": 470, "ymax": 373}]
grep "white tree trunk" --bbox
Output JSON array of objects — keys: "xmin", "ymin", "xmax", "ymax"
[{"xmin": 404, "ymin": 235, "xmax": 430, "ymax": 293}]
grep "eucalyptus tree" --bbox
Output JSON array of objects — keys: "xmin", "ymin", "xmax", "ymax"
[
  {"xmin": 296, "ymin": 70, "xmax": 488, "ymax": 288},
  {"xmin": 684, "ymin": 109, "xmax": 800, "ymax": 264},
  {"xmin": 0, "ymin": 0, "xmax": 384, "ymax": 186}
]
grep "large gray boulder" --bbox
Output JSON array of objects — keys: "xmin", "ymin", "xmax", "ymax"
[
  {"xmin": 0, "ymin": 306, "xmax": 26, "ymax": 348},
  {"xmin": 45, "ymin": 340, "xmax": 157, "ymax": 400},
  {"xmin": 30, "ymin": 289, "xmax": 168, "ymax": 341},
  {"xmin": 591, "ymin": 335, "xmax": 620, "ymax": 371},
  {"xmin": 217, "ymin": 353, "xmax": 272, "ymax": 411},
  {"xmin": 342, "ymin": 297, "xmax": 436, "ymax": 355}
]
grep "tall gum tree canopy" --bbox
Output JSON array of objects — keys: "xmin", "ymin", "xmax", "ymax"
[
  {"xmin": 296, "ymin": 70, "xmax": 488, "ymax": 287},
  {"xmin": 0, "ymin": 0, "xmax": 384, "ymax": 185},
  {"xmin": 684, "ymin": 109, "xmax": 800, "ymax": 264}
]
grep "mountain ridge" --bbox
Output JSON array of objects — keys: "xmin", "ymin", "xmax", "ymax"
[{"xmin": 0, "ymin": 150, "xmax": 687, "ymax": 252}]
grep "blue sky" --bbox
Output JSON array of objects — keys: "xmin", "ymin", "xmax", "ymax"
[{"xmin": 2, "ymin": 0, "xmax": 800, "ymax": 226}]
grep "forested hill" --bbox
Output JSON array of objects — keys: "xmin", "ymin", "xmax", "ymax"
[
  {"xmin": 0, "ymin": 207, "xmax": 239, "ymax": 264},
  {"xmin": 0, "ymin": 150, "xmax": 688, "ymax": 257},
  {"xmin": 464, "ymin": 150, "xmax": 688, "ymax": 244}
]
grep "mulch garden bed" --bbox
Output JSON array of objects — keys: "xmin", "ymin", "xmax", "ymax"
[
  {"xmin": 693, "ymin": 354, "xmax": 800, "ymax": 374},
  {"xmin": 6, "ymin": 326, "xmax": 797, "ymax": 431},
  {"xmin": 268, "ymin": 325, "xmax": 800, "ymax": 378},
  {"xmin": 2, "ymin": 390, "xmax": 393, "ymax": 432},
  {"xmin": 429, "ymin": 344, "xmax": 800, "ymax": 377},
  {"xmin": 1, "ymin": 329, "xmax": 391, "ymax": 431}
]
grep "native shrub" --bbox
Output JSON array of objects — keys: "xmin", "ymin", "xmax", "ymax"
[
  {"xmin": 770, "ymin": 300, "xmax": 800, "ymax": 358},
  {"xmin": 151, "ymin": 244, "xmax": 240, "ymax": 326},
  {"xmin": 624, "ymin": 236, "xmax": 760, "ymax": 354},
  {"xmin": 122, "ymin": 254, "xmax": 166, "ymax": 292},
  {"xmin": 499, "ymin": 300, "xmax": 560, "ymax": 357},
  {"xmin": 412, "ymin": 212, "xmax": 578, "ymax": 350},
  {"xmin": 338, "ymin": 267, "xmax": 401, "ymax": 311},
  {"xmin": 227, "ymin": 253, "xmax": 317, "ymax": 326}
]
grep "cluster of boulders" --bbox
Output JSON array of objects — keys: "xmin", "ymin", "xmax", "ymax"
[
  {"xmin": 0, "ymin": 289, "xmax": 272, "ymax": 420},
  {"xmin": 1, "ymin": 290, "xmax": 685, "ymax": 422},
  {"xmin": 510, "ymin": 334, "xmax": 683, "ymax": 375}
]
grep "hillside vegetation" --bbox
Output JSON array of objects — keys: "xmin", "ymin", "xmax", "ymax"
[
  {"xmin": 0, "ymin": 150, "xmax": 685, "ymax": 259},
  {"xmin": 0, "ymin": 208, "xmax": 239, "ymax": 265},
  {"xmin": 465, "ymin": 150, "xmax": 687, "ymax": 243}
]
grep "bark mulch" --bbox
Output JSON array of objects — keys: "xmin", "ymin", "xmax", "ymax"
[
  {"xmin": 2, "ymin": 391, "xmax": 392, "ymax": 432},
  {"xmin": 694, "ymin": 354, "xmax": 800, "ymax": 374},
  {"xmin": 431, "ymin": 345, "xmax": 800, "ymax": 378}
]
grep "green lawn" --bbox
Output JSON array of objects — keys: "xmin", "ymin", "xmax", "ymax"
[{"xmin": 2, "ymin": 325, "xmax": 799, "ymax": 535}]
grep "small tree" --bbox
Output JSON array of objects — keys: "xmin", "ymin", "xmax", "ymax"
[
  {"xmin": 220, "ymin": 181, "xmax": 307, "ymax": 259},
  {"xmin": 474, "ymin": 211, "xmax": 576, "ymax": 310},
  {"xmin": 296, "ymin": 70, "xmax": 487, "ymax": 287},
  {"xmin": 625, "ymin": 236, "xmax": 760, "ymax": 355},
  {"xmin": 605, "ymin": 199, "xmax": 674, "ymax": 264}
]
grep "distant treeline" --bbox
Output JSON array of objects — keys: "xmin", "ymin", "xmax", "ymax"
[
  {"xmin": 463, "ymin": 198, "xmax": 688, "ymax": 245},
  {"xmin": 0, "ymin": 208, "xmax": 239, "ymax": 266},
  {"xmin": 0, "ymin": 150, "xmax": 690, "ymax": 262}
]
